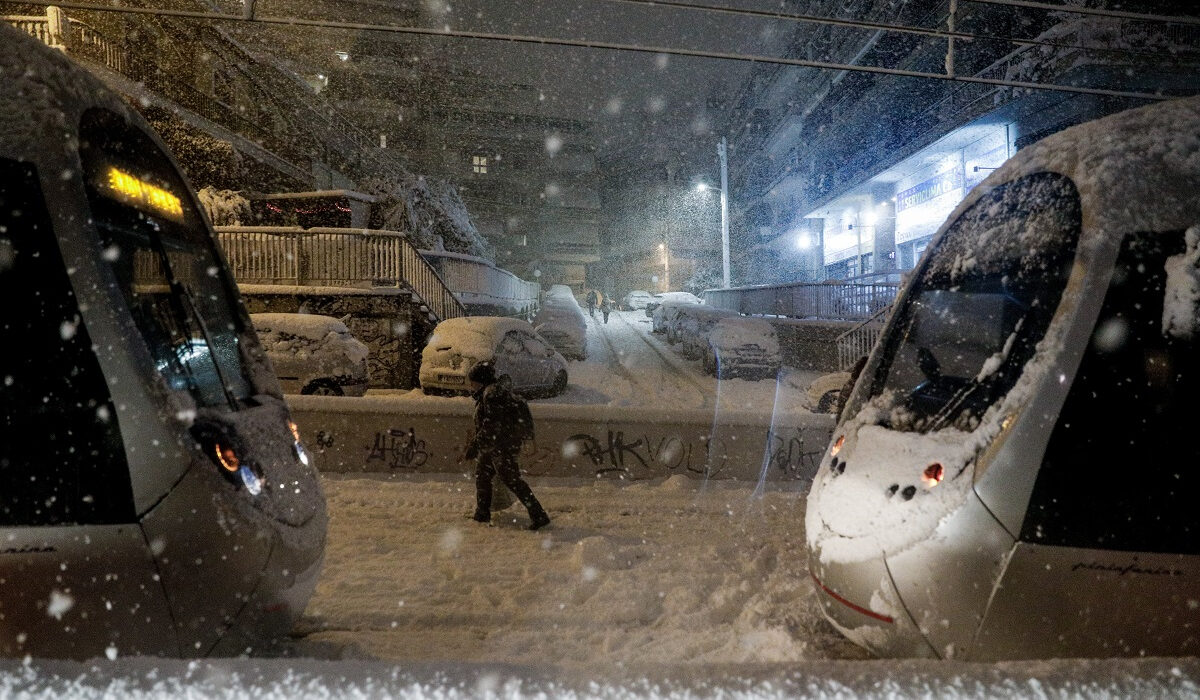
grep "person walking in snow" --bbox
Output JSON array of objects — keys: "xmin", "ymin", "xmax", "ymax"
[
  {"xmin": 600, "ymin": 294, "xmax": 613, "ymax": 324},
  {"xmin": 463, "ymin": 362, "xmax": 551, "ymax": 530},
  {"xmin": 585, "ymin": 289, "xmax": 598, "ymax": 318}
]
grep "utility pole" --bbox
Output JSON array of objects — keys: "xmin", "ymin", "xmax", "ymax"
[{"xmin": 718, "ymin": 137, "xmax": 730, "ymax": 288}]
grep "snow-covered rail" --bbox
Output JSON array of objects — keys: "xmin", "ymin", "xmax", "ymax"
[
  {"xmin": 286, "ymin": 396, "xmax": 835, "ymax": 483},
  {"xmin": 215, "ymin": 226, "xmax": 465, "ymax": 322}
]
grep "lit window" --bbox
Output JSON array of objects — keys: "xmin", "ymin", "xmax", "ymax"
[{"xmin": 472, "ymin": 155, "xmax": 488, "ymax": 174}]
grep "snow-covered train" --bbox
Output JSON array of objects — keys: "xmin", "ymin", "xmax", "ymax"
[
  {"xmin": 806, "ymin": 96, "xmax": 1200, "ymax": 660},
  {"xmin": 0, "ymin": 26, "xmax": 326, "ymax": 658}
]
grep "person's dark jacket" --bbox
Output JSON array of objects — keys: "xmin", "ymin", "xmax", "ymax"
[{"xmin": 464, "ymin": 378, "xmax": 534, "ymax": 459}]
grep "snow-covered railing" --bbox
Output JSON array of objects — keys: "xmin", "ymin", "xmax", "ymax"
[
  {"xmin": 419, "ymin": 249, "xmax": 541, "ymax": 318},
  {"xmin": 2, "ymin": 15, "xmax": 61, "ymax": 47},
  {"xmin": 3, "ymin": 8, "xmax": 126, "ymax": 74},
  {"xmin": 702, "ymin": 280, "xmax": 897, "ymax": 322},
  {"xmin": 835, "ymin": 304, "xmax": 891, "ymax": 371},
  {"xmin": 214, "ymin": 226, "xmax": 465, "ymax": 322}
]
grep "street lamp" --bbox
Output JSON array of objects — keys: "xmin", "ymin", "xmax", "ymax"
[{"xmin": 658, "ymin": 241, "xmax": 669, "ymax": 291}]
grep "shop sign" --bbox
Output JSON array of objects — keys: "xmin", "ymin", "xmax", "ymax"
[{"xmin": 896, "ymin": 167, "xmax": 964, "ymax": 213}]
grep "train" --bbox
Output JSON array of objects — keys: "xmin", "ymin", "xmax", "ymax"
[
  {"xmin": 805, "ymin": 95, "xmax": 1199, "ymax": 659},
  {"xmin": 0, "ymin": 25, "xmax": 326, "ymax": 658}
]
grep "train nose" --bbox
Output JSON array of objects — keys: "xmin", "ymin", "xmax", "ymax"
[
  {"xmin": 806, "ymin": 533, "xmax": 936, "ymax": 658},
  {"xmin": 805, "ymin": 423, "xmax": 978, "ymax": 658}
]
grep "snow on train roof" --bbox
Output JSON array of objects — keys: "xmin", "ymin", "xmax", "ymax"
[
  {"xmin": 0, "ymin": 24, "xmax": 135, "ymax": 159},
  {"xmin": 968, "ymin": 95, "xmax": 1200, "ymax": 239}
]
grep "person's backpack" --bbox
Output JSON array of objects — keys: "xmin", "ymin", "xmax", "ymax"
[{"xmin": 512, "ymin": 398, "xmax": 535, "ymax": 443}]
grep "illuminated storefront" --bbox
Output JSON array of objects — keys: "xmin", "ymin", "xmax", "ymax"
[{"xmin": 797, "ymin": 123, "xmax": 1011, "ymax": 279}]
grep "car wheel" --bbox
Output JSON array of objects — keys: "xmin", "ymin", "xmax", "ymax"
[
  {"xmin": 816, "ymin": 389, "xmax": 840, "ymax": 414},
  {"xmin": 552, "ymin": 369, "xmax": 568, "ymax": 396},
  {"xmin": 302, "ymin": 379, "xmax": 344, "ymax": 396}
]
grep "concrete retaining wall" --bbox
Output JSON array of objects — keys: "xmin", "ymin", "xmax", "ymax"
[
  {"xmin": 286, "ymin": 396, "xmax": 835, "ymax": 482},
  {"xmin": 769, "ymin": 319, "xmax": 858, "ymax": 372}
]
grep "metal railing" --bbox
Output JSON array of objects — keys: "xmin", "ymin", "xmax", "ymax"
[
  {"xmin": 702, "ymin": 280, "xmax": 898, "ymax": 322},
  {"xmin": 3, "ymin": 9, "xmax": 126, "ymax": 74},
  {"xmin": 419, "ymin": 250, "xmax": 541, "ymax": 316},
  {"xmin": 214, "ymin": 226, "xmax": 465, "ymax": 322},
  {"xmin": 835, "ymin": 304, "xmax": 891, "ymax": 371}
]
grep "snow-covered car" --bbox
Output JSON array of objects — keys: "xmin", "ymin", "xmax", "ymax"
[
  {"xmin": 621, "ymin": 290, "xmax": 653, "ymax": 310},
  {"xmin": 701, "ymin": 317, "xmax": 781, "ymax": 379},
  {"xmin": 533, "ymin": 284, "xmax": 588, "ymax": 359},
  {"xmin": 651, "ymin": 297, "xmax": 703, "ymax": 334},
  {"xmin": 251, "ymin": 313, "xmax": 370, "ymax": 396},
  {"xmin": 673, "ymin": 305, "xmax": 738, "ymax": 355},
  {"xmin": 420, "ymin": 316, "xmax": 569, "ymax": 397},
  {"xmin": 807, "ymin": 370, "xmax": 851, "ymax": 413},
  {"xmin": 644, "ymin": 290, "xmax": 701, "ymax": 317}
]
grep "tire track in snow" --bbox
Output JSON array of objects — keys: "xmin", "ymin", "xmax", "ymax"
[{"xmin": 600, "ymin": 311, "xmax": 712, "ymax": 409}]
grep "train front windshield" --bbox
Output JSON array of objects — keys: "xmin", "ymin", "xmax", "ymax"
[
  {"xmin": 868, "ymin": 172, "xmax": 1082, "ymax": 433},
  {"xmin": 79, "ymin": 109, "xmax": 252, "ymax": 408}
]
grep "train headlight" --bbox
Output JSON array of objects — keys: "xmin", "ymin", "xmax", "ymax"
[
  {"xmin": 238, "ymin": 464, "xmax": 263, "ymax": 496},
  {"xmin": 215, "ymin": 444, "xmax": 240, "ymax": 473},
  {"xmin": 921, "ymin": 462, "xmax": 944, "ymax": 488},
  {"xmin": 288, "ymin": 420, "xmax": 311, "ymax": 466},
  {"xmin": 214, "ymin": 443, "xmax": 264, "ymax": 496}
]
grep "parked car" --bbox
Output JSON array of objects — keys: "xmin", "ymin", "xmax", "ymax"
[
  {"xmin": 621, "ymin": 290, "xmax": 654, "ymax": 310},
  {"xmin": 420, "ymin": 316, "xmax": 569, "ymax": 397},
  {"xmin": 250, "ymin": 313, "xmax": 370, "ymax": 396},
  {"xmin": 807, "ymin": 370, "xmax": 852, "ymax": 413},
  {"xmin": 533, "ymin": 287, "xmax": 588, "ymax": 360},
  {"xmin": 651, "ymin": 299, "xmax": 698, "ymax": 334},
  {"xmin": 644, "ymin": 291, "xmax": 701, "ymax": 317},
  {"xmin": 701, "ymin": 317, "xmax": 781, "ymax": 379},
  {"xmin": 674, "ymin": 306, "xmax": 739, "ymax": 357}
]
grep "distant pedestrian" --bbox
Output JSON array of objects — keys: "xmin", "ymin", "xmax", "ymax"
[
  {"xmin": 601, "ymin": 295, "xmax": 613, "ymax": 324},
  {"xmin": 463, "ymin": 362, "xmax": 551, "ymax": 531},
  {"xmin": 585, "ymin": 289, "xmax": 598, "ymax": 318}
]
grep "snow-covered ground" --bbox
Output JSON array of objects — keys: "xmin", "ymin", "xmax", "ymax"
[{"xmin": 2, "ymin": 472, "xmax": 1197, "ymax": 697}]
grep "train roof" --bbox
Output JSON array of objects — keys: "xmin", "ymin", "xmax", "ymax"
[{"xmin": 963, "ymin": 96, "xmax": 1200, "ymax": 241}]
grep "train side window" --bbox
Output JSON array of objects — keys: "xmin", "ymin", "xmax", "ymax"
[
  {"xmin": 0, "ymin": 159, "xmax": 134, "ymax": 525},
  {"xmin": 1021, "ymin": 229, "xmax": 1198, "ymax": 554}
]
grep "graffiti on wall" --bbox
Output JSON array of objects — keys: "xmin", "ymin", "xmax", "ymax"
[
  {"xmin": 366, "ymin": 427, "xmax": 431, "ymax": 470},
  {"xmin": 545, "ymin": 430, "xmax": 729, "ymax": 478},
  {"xmin": 763, "ymin": 426, "xmax": 825, "ymax": 480}
]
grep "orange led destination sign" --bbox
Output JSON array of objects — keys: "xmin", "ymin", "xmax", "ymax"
[{"xmin": 105, "ymin": 167, "xmax": 184, "ymax": 221}]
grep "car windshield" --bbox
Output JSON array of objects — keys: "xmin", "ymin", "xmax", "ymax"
[{"xmin": 6, "ymin": 0, "xmax": 1199, "ymax": 691}]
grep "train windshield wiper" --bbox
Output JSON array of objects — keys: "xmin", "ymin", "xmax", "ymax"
[{"xmin": 143, "ymin": 222, "xmax": 241, "ymax": 412}]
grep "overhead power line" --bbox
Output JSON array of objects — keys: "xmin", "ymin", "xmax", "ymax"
[
  {"xmin": 10, "ymin": 0, "xmax": 1190, "ymax": 103},
  {"xmin": 962, "ymin": 0, "xmax": 1200, "ymax": 26},
  {"xmin": 601, "ymin": 0, "xmax": 1199, "ymax": 60}
]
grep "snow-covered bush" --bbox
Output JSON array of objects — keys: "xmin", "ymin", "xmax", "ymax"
[
  {"xmin": 362, "ymin": 174, "xmax": 492, "ymax": 260},
  {"xmin": 197, "ymin": 186, "xmax": 252, "ymax": 225}
]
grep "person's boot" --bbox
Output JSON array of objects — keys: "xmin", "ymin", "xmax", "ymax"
[{"xmin": 525, "ymin": 498, "xmax": 550, "ymax": 531}]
